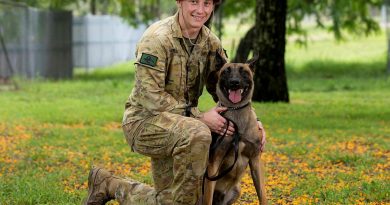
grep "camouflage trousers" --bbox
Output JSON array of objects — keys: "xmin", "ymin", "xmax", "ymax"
[{"xmin": 120, "ymin": 111, "xmax": 212, "ymax": 205}]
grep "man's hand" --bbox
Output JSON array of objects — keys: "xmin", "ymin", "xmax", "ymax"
[
  {"xmin": 199, "ymin": 106, "xmax": 235, "ymax": 137},
  {"xmin": 257, "ymin": 120, "xmax": 266, "ymax": 152}
]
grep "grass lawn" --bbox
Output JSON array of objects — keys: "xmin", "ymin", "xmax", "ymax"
[{"xmin": 0, "ymin": 29, "xmax": 389, "ymax": 204}]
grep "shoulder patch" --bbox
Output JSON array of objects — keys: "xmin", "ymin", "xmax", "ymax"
[{"xmin": 140, "ymin": 53, "xmax": 158, "ymax": 67}]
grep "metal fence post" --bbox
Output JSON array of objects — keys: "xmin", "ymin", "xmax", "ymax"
[{"xmin": 0, "ymin": 26, "xmax": 14, "ymax": 76}]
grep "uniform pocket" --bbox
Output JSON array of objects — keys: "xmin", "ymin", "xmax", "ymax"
[
  {"xmin": 187, "ymin": 61, "xmax": 200, "ymax": 87},
  {"xmin": 122, "ymin": 121, "xmax": 144, "ymax": 152},
  {"xmin": 132, "ymin": 112, "xmax": 181, "ymax": 158},
  {"xmin": 165, "ymin": 52, "xmax": 184, "ymax": 97}
]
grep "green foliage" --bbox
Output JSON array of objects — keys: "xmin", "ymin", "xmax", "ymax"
[
  {"xmin": 220, "ymin": 0, "xmax": 383, "ymax": 42},
  {"xmin": 13, "ymin": 0, "xmax": 175, "ymax": 26},
  {"xmin": 221, "ymin": 0, "xmax": 255, "ymax": 20},
  {"xmin": 14, "ymin": 0, "xmax": 76, "ymax": 9},
  {"xmin": 288, "ymin": 0, "xmax": 383, "ymax": 41}
]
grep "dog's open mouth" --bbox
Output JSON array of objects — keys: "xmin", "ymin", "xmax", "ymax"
[
  {"xmin": 228, "ymin": 89, "xmax": 243, "ymax": 104},
  {"xmin": 225, "ymin": 87, "xmax": 248, "ymax": 104}
]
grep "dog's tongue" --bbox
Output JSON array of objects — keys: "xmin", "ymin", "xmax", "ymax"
[{"xmin": 229, "ymin": 90, "xmax": 242, "ymax": 104}]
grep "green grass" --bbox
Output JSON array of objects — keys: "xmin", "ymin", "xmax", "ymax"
[{"xmin": 0, "ymin": 29, "xmax": 389, "ymax": 204}]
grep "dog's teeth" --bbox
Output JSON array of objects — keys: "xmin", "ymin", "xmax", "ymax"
[
  {"xmin": 240, "ymin": 89, "xmax": 243, "ymax": 94},
  {"xmin": 228, "ymin": 89, "xmax": 232, "ymax": 93}
]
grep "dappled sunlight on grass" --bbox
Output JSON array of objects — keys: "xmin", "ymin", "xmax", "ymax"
[
  {"xmin": 3, "ymin": 117, "xmax": 388, "ymax": 204},
  {"xmin": 0, "ymin": 124, "xmax": 31, "ymax": 176}
]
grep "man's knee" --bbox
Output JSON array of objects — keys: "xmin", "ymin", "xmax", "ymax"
[
  {"xmin": 177, "ymin": 119, "xmax": 211, "ymax": 174},
  {"xmin": 172, "ymin": 119, "xmax": 211, "ymax": 172},
  {"xmin": 178, "ymin": 119, "xmax": 211, "ymax": 146}
]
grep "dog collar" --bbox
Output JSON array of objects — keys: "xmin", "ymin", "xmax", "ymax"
[{"xmin": 218, "ymin": 102, "xmax": 250, "ymax": 111}]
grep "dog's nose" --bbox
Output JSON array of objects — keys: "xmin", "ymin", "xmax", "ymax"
[{"xmin": 229, "ymin": 78, "xmax": 240, "ymax": 87}]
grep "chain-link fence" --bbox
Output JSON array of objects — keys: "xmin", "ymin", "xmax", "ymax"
[
  {"xmin": 0, "ymin": 0, "xmax": 146, "ymax": 79},
  {"xmin": 0, "ymin": 0, "xmax": 72, "ymax": 79}
]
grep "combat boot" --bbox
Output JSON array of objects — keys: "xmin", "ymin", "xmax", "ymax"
[{"xmin": 84, "ymin": 167, "xmax": 116, "ymax": 205}]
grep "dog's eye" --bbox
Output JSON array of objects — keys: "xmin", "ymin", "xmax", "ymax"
[
  {"xmin": 239, "ymin": 67, "xmax": 251, "ymax": 79},
  {"xmin": 239, "ymin": 67, "xmax": 245, "ymax": 75},
  {"xmin": 239, "ymin": 67, "xmax": 249, "ymax": 75},
  {"xmin": 222, "ymin": 67, "xmax": 232, "ymax": 76}
]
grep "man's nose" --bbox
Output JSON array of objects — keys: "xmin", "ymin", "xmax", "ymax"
[{"xmin": 195, "ymin": 2, "xmax": 207, "ymax": 13}]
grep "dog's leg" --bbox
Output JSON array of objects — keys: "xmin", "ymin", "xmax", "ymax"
[
  {"xmin": 249, "ymin": 154, "xmax": 267, "ymax": 205},
  {"xmin": 203, "ymin": 165, "xmax": 219, "ymax": 205},
  {"xmin": 203, "ymin": 178, "xmax": 216, "ymax": 205},
  {"xmin": 204, "ymin": 151, "xmax": 226, "ymax": 205}
]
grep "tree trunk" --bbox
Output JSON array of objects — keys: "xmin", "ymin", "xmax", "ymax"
[
  {"xmin": 233, "ymin": 26, "xmax": 255, "ymax": 63},
  {"xmin": 90, "ymin": 0, "xmax": 96, "ymax": 15},
  {"xmin": 252, "ymin": 0, "xmax": 289, "ymax": 102}
]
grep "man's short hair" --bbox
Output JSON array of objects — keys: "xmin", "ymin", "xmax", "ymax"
[{"xmin": 176, "ymin": 0, "xmax": 222, "ymax": 5}]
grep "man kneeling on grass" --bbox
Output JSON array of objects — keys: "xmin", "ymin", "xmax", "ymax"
[{"xmin": 83, "ymin": 0, "xmax": 266, "ymax": 204}]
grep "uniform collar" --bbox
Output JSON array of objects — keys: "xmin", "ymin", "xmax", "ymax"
[{"xmin": 171, "ymin": 12, "xmax": 183, "ymax": 38}]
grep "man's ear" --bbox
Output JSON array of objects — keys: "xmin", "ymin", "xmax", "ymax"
[
  {"xmin": 245, "ymin": 53, "xmax": 259, "ymax": 72},
  {"xmin": 215, "ymin": 49, "xmax": 227, "ymax": 71}
]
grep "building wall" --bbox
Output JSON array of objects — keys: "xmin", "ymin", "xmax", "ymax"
[{"xmin": 73, "ymin": 15, "xmax": 146, "ymax": 70}]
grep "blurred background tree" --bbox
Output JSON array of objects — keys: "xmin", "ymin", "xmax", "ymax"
[{"xmin": 222, "ymin": 0, "xmax": 383, "ymax": 102}]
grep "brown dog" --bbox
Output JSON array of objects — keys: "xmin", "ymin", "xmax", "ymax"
[{"xmin": 203, "ymin": 53, "xmax": 267, "ymax": 205}]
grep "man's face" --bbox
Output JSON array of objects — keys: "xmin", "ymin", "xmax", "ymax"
[{"xmin": 178, "ymin": 0, "xmax": 214, "ymax": 30}]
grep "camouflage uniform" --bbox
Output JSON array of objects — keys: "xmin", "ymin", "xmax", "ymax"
[{"xmin": 118, "ymin": 12, "xmax": 226, "ymax": 205}]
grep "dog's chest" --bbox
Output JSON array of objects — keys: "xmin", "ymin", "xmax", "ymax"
[
  {"xmin": 223, "ymin": 109, "xmax": 255, "ymax": 137},
  {"xmin": 222, "ymin": 109, "xmax": 261, "ymax": 156}
]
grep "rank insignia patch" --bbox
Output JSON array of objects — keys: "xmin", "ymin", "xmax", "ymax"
[{"xmin": 140, "ymin": 53, "xmax": 158, "ymax": 67}]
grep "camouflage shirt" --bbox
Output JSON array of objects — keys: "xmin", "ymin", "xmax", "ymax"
[{"xmin": 123, "ymin": 12, "xmax": 225, "ymax": 125}]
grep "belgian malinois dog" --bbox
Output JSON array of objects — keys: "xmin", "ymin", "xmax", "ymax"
[{"xmin": 203, "ymin": 52, "xmax": 267, "ymax": 205}]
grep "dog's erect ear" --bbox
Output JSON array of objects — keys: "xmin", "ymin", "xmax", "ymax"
[
  {"xmin": 215, "ymin": 49, "xmax": 227, "ymax": 71},
  {"xmin": 245, "ymin": 53, "xmax": 259, "ymax": 72}
]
